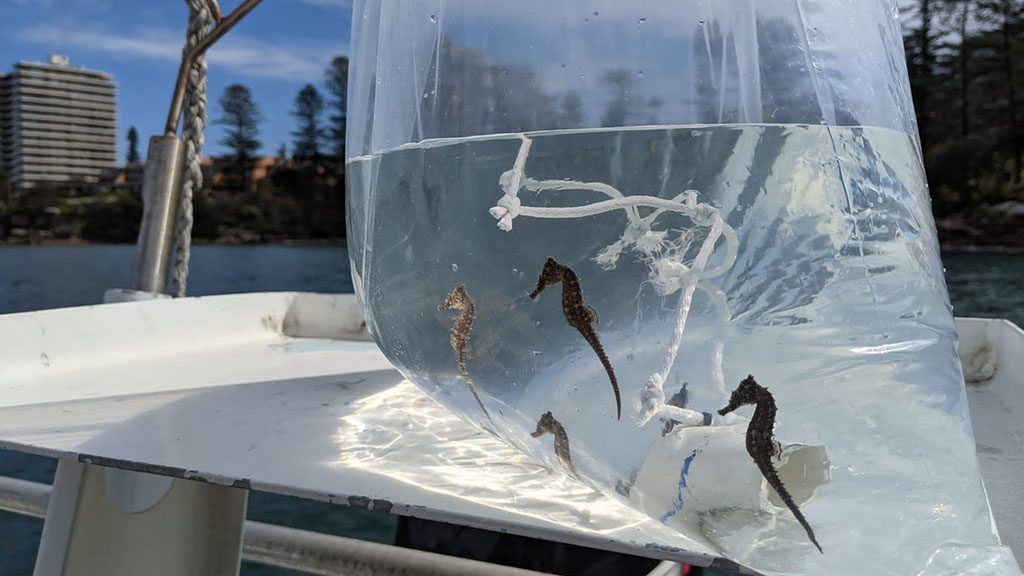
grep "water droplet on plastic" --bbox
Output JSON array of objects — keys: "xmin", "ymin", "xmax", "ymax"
[
  {"xmin": 531, "ymin": 350, "xmax": 542, "ymax": 357},
  {"xmin": 698, "ymin": 19, "xmax": 705, "ymax": 25},
  {"xmin": 451, "ymin": 263, "xmax": 458, "ymax": 272},
  {"xmin": 535, "ymin": 320, "xmax": 541, "ymax": 326},
  {"xmin": 573, "ymin": 386, "xmax": 578, "ymax": 392},
  {"xmin": 575, "ymin": 408, "xmax": 581, "ymax": 413},
  {"xmin": 592, "ymin": 10, "xmax": 599, "ymax": 16},
  {"xmin": 637, "ymin": 69, "xmax": 644, "ymax": 77},
  {"xmin": 638, "ymin": 17, "xmax": 647, "ymax": 23},
  {"xmin": 429, "ymin": 14, "xmax": 437, "ymax": 23},
  {"xmin": 512, "ymin": 268, "xmax": 519, "ymax": 275}
]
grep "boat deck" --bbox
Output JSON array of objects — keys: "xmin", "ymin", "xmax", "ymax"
[
  {"xmin": 0, "ymin": 292, "xmax": 1019, "ymax": 573},
  {"xmin": 0, "ymin": 292, "xmax": 742, "ymax": 571}
]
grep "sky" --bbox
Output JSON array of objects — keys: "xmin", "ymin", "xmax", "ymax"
[{"xmin": 1, "ymin": 0, "xmax": 353, "ymax": 160}]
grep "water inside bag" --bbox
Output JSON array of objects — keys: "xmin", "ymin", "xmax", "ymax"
[{"xmin": 347, "ymin": 124, "xmax": 1020, "ymax": 575}]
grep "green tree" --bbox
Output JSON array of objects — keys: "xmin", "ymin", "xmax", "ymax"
[
  {"xmin": 984, "ymin": 0, "xmax": 1022, "ymax": 183},
  {"xmin": 558, "ymin": 91, "xmax": 585, "ymax": 128},
  {"xmin": 897, "ymin": 0, "xmax": 1024, "ymax": 231},
  {"xmin": 961, "ymin": 0, "xmax": 1023, "ymax": 194},
  {"xmin": 325, "ymin": 56, "xmax": 349, "ymax": 158},
  {"xmin": 126, "ymin": 126, "xmax": 141, "ymax": 164},
  {"xmin": 908, "ymin": 0, "xmax": 936, "ymax": 149},
  {"xmin": 218, "ymin": 84, "xmax": 262, "ymax": 161},
  {"xmin": 600, "ymin": 69, "xmax": 634, "ymax": 127},
  {"xmin": 216, "ymin": 84, "xmax": 262, "ymax": 190},
  {"xmin": 291, "ymin": 84, "xmax": 326, "ymax": 162}
]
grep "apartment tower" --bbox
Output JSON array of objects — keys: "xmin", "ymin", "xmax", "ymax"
[{"xmin": 0, "ymin": 55, "xmax": 117, "ymax": 189}]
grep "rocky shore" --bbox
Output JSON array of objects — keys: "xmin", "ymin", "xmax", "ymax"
[{"xmin": 936, "ymin": 201, "xmax": 1024, "ymax": 254}]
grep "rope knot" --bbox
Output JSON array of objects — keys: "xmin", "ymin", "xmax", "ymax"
[
  {"xmin": 498, "ymin": 168, "xmax": 519, "ymax": 195},
  {"xmin": 489, "ymin": 195, "xmax": 521, "ymax": 232},
  {"xmin": 635, "ymin": 374, "xmax": 666, "ymax": 426},
  {"xmin": 682, "ymin": 190, "xmax": 699, "ymax": 209},
  {"xmin": 692, "ymin": 203, "xmax": 719, "ymax": 226}
]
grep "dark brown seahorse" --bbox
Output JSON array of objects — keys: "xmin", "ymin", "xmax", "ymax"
[
  {"xmin": 529, "ymin": 257, "xmax": 621, "ymax": 420},
  {"xmin": 439, "ymin": 285, "xmax": 492, "ymax": 423},
  {"xmin": 719, "ymin": 375, "xmax": 823, "ymax": 553},
  {"xmin": 531, "ymin": 411, "xmax": 580, "ymax": 478}
]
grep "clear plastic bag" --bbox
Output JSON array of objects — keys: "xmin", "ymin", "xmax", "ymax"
[{"xmin": 346, "ymin": 1, "xmax": 1021, "ymax": 573}]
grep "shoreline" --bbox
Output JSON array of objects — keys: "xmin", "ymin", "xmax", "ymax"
[{"xmin": 940, "ymin": 245, "xmax": 1024, "ymax": 256}]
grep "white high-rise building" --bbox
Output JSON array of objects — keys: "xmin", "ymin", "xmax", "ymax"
[{"xmin": 0, "ymin": 55, "xmax": 117, "ymax": 189}]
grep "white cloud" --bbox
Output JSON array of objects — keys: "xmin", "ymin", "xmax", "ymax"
[
  {"xmin": 18, "ymin": 25, "xmax": 180, "ymax": 60},
  {"xmin": 16, "ymin": 23, "xmax": 340, "ymax": 82}
]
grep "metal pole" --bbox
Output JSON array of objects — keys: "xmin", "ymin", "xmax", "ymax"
[
  {"xmin": 0, "ymin": 476, "xmax": 49, "ymax": 519},
  {"xmin": 243, "ymin": 521, "xmax": 555, "ymax": 576},
  {"xmin": 132, "ymin": 135, "xmax": 186, "ymax": 293},
  {"xmin": 164, "ymin": 0, "xmax": 264, "ymax": 136},
  {"xmin": 0, "ymin": 476, "xmax": 555, "ymax": 576}
]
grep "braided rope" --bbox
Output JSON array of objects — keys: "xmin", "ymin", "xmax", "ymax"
[{"xmin": 171, "ymin": 0, "xmax": 216, "ymax": 297}]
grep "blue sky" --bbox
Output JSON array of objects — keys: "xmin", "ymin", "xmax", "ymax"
[{"xmin": 1, "ymin": 0, "xmax": 353, "ymax": 160}]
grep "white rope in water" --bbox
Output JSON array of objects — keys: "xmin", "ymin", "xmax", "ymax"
[
  {"xmin": 489, "ymin": 134, "xmax": 532, "ymax": 231},
  {"xmin": 637, "ymin": 216, "xmax": 724, "ymax": 427},
  {"xmin": 490, "ymin": 133, "xmax": 739, "ymax": 428},
  {"xmin": 171, "ymin": 0, "xmax": 216, "ymax": 297}
]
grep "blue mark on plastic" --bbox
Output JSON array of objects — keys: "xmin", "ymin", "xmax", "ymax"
[{"xmin": 660, "ymin": 448, "xmax": 700, "ymax": 523}]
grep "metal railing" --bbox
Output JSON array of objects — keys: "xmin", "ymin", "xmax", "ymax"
[
  {"xmin": 0, "ymin": 474, "xmax": 683, "ymax": 575},
  {"xmin": 1, "ymin": 474, "xmax": 661, "ymax": 576}
]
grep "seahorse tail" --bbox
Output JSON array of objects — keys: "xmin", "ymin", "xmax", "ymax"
[
  {"xmin": 759, "ymin": 461, "xmax": 823, "ymax": 553},
  {"xmin": 462, "ymin": 369, "xmax": 493, "ymax": 424},
  {"xmin": 592, "ymin": 344, "xmax": 622, "ymax": 420}
]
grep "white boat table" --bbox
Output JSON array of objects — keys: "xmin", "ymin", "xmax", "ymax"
[{"xmin": 0, "ymin": 292, "xmax": 1019, "ymax": 574}]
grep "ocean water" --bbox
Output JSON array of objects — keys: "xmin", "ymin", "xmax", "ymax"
[{"xmin": 347, "ymin": 125, "xmax": 1014, "ymax": 574}]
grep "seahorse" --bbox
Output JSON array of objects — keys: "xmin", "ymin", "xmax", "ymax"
[
  {"xmin": 530, "ymin": 257, "xmax": 621, "ymax": 420},
  {"xmin": 719, "ymin": 375, "xmax": 823, "ymax": 553},
  {"xmin": 440, "ymin": 285, "xmax": 492, "ymax": 424},
  {"xmin": 531, "ymin": 411, "xmax": 580, "ymax": 478}
]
